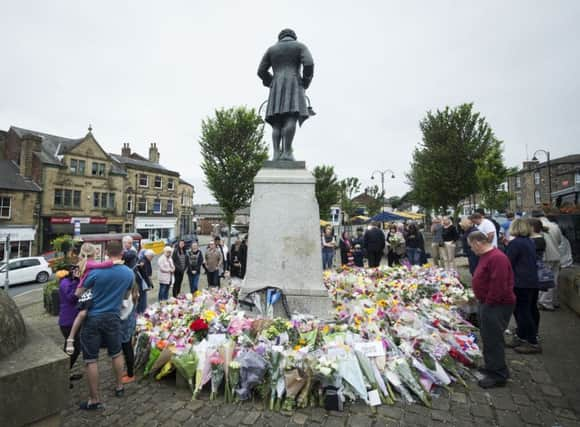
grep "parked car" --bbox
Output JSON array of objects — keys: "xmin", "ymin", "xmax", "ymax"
[
  {"xmin": 169, "ymin": 234, "xmax": 199, "ymax": 250},
  {"xmin": 0, "ymin": 257, "xmax": 52, "ymax": 285},
  {"xmin": 220, "ymin": 227, "xmax": 240, "ymax": 238}
]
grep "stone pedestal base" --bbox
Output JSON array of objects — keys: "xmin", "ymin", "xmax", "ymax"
[{"xmin": 241, "ymin": 166, "xmax": 332, "ymax": 319}]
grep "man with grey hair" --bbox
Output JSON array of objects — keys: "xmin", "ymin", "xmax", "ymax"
[
  {"xmin": 121, "ymin": 235, "xmax": 138, "ymax": 269},
  {"xmin": 468, "ymin": 230, "xmax": 516, "ymax": 389}
]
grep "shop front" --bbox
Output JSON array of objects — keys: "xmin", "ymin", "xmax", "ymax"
[
  {"xmin": 0, "ymin": 226, "xmax": 36, "ymax": 259},
  {"xmin": 41, "ymin": 216, "xmax": 122, "ymax": 252},
  {"xmin": 134, "ymin": 216, "xmax": 177, "ymax": 242}
]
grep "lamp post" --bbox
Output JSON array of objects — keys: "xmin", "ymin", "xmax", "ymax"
[
  {"xmin": 371, "ymin": 169, "xmax": 395, "ymax": 213},
  {"xmin": 532, "ymin": 149, "xmax": 552, "ymax": 206}
]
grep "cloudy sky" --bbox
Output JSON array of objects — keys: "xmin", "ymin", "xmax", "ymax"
[{"xmin": 2, "ymin": 1, "xmax": 579, "ymax": 203}]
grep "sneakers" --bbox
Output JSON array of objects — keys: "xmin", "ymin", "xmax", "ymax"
[
  {"xmin": 538, "ymin": 304, "xmax": 555, "ymax": 312},
  {"xmin": 121, "ymin": 375, "xmax": 136, "ymax": 384},
  {"xmin": 514, "ymin": 342, "xmax": 542, "ymax": 354},
  {"xmin": 505, "ymin": 336, "xmax": 525, "ymax": 348},
  {"xmin": 478, "ymin": 375, "xmax": 507, "ymax": 389}
]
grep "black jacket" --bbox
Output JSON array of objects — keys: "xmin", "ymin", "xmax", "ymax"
[
  {"xmin": 172, "ymin": 248, "xmax": 190, "ymax": 273},
  {"xmin": 363, "ymin": 227, "xmax": 386, "ymax": 253},
  {"xmin": 188, "ymin": 250, "xmax": 204, "ymax": 274}
]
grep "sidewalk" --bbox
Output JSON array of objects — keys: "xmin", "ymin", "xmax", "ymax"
[{"xmin": 15, "ymin": 265, "xmax": 580, "ymax": 427}]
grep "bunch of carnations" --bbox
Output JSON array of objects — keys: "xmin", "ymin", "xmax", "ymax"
[
  {"xmin": 209, "ymin": 353, "xmax": 225, "ymax": 400},
  {"xmin": 189, "ymin": 317, "xmax": 209, "ymax": 342}
]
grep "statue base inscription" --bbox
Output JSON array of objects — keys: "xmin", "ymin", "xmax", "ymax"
[{"xmin": 241, "ymin": 164, "xmax": 332, "ymax": 319}]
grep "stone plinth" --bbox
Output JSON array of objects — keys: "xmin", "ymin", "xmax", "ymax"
[{"xmin": 241, "ymin": 166, "xmax": 332, "ymax": 319}]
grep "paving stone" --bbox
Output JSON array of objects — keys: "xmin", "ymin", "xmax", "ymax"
[
  {"xmin": 512, "ymin": 393, "xmax": 532, "ymax": 406},
  {"xmin": 470, "ymin": 403, "xmax": 494, "ymax": 419},
  {"xmin": 531, "ymin": 370, "xmax": 553, "ymax": 384},
  {"xmin": 349, "ymin": 403, "xmax": 373, "ymax": 415},
  {"xmin": 519, "ymin": 408, "xmax": 542, "ymax": 425},
  {"xmin": 290, "ymin": 413, "xmax": 308, "ymax": 425},
  {"xmin": 451, "ymin": 392, "xmax": 468, "ymax": 404},
  {"xmin": 173, "ymin": 408, "xmax": 194, "ymax": 423},
  {"xmin": 402, "ymin": 412, "xmax": 429, "ymax": 426},
  {"xmin": 541, "ymin": 384, "xmax": 563, "ymax": 397},
  {"xmin": 431, "ymin": 409, "xmax": 453, "ymax": 423},
  {"xmin": 431, "ymin": 397, "xmax": 450, "ymax": 411},
  {"xmin": 376, "ymin": 406, "xmax": 402, "ymax": 420},
  {"xmin": 491, "ymin": 395, "xmax": 517, "ymax": 411},
  {"xmin": 553, "ymin": 407, "xmax": 578, "ymax": 421},
  {"xmin": 495, "ymin": 410, "xmax": 524, "ymax": 427},
  {"xmin": 348, "ymin": 414, "xmax": 374, "ymax": 427},
  {"xmin": 242, "ymin": 411, "xmax": 261, "ymax": 425},
  {"xmin": 405, "ymin": 404, "xmax": 431, "ymax": 417},
  {"xmin": 323, "ymin": 417, "xmax": 345, "ymax": 427}
]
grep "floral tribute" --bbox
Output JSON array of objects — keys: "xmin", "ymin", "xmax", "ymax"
[{"xmin": 134, "ymin": 265, "xmax": 480, "ymax": 410}]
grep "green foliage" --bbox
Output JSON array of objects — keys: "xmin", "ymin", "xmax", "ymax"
[
  {"xmin": 313, "ymin": 165, "xmax": 340, "ymax": 220},
  {"xmin": 364, "ymin": 185, "xmax": 384, "ymax": 217},
  {"xmin": 407, "ymin": 103, "xmax": 501, "ymax": 214},
  {"xmin": 475, "ymin": 138, "xmax": 513, "ymax": 212},
  {"xmin": 387, "ymin": 196, "xmax": 403, "ymax": 210},
  {"xmin": 199, "ymin": 107, "xmax": 268, "ymax": 228},
  {"xmin": 51, "ymin": 235, "xmax": 73, "ymax": 254},
  {"xmin": 338, "ymin": 177, "xmax": 361, "ymax": 221}
]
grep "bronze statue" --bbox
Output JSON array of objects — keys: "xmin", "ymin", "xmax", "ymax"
[{"xmin": 258, "ymin": 28, "xmax": 314, "ymax": 161}]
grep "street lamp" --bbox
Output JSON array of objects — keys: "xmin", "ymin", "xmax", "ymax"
[
  {"xmin": 532, "ymin": 149, "xmax": 552, "ymax": 206},
  {"xmin": 371, "ymin": 169, "xmax": 396, "ymax": 213}
]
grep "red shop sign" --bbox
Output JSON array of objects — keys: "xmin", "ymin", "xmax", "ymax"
[
  {"xmin": 50, "ymin": 217, "xmax": 72, "ymax": 224},
  {"xmin": 90, "ymin": 217, "xmax": 107, "ymax": 224}
]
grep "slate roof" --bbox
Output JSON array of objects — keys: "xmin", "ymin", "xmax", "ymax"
[
  {"xmin": 179, "ymin": 178, "xmax": 194, "ymax": 187},
  {"xmin": 0, "ymin": 160, "xmax": 42, "ymax": 192},
  {"xmin": 11, "ymin": 126, "xmax": 83, "ymax": 166},
  {"xmin": 109, "ymin": 153, "xmax": 179, "ymax": 177}
]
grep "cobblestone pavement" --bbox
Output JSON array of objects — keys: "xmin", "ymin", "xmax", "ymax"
[{"xmin": 16, "ymin": 264, "xmax": 580, "ymax": 427}]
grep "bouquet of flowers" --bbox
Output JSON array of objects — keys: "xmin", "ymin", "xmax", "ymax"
[
  {"xmin": 227, "ymin": 361, "xmax": 241, "ymax": 403},
  {"xmin": 173, "ymin": 350, "xmax": 198, "ymax": 397},
  {"xmin": 209, "ymin": 353, "xmax": 225, "ymax": 400},
  {"xmin": 190, "ymin": 317, "xmax": 209, "ymax": 342},
  {"xmin": 236, "ymin": 350, "xmax": 269, "ymax": 401}
]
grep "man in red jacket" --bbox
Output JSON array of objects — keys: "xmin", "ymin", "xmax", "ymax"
[{"xmin": 468, "ymin": 231, "xmax": 516, "ymax": 389}]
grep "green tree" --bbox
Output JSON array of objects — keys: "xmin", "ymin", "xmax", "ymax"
[
  {"xmin": 199, "ymin": 107, "xmax": 268, "ymax": 242},
  {"xmin": 364, "ymin": 185, "xmax": 384, "ymax": 217},
  {"xmin": 387, "ymin": 196, "xmax": 403, "ymax": 210},
  {"xmin": 407, "ymin": 103, "xmax": 498, "ymax": 217},
  {"xmin": 338, "ymin": 177, "xmax": 361, "ymax": 222},
  {"xmin": 475, "ymin": 138, "xmax": 514, "ymax": 212},
  {"xmin": 314, "ymin": 165, "xmax": 340, "ymax": 220}
]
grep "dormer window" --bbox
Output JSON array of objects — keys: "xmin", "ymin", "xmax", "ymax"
[
  {"xmin": 70, "ymin": 159, "xmax": 86, "ymax": 175},
  {"xmin": 91, "ymin": 162, "xmax": 106, "ymax": 177}
]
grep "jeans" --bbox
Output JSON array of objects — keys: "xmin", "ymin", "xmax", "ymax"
[
  {"xmin": 478, "ymin": 303, "xmax": 513, "ymax": 380},
  {"xmin": 514, "ymin": 288, "xmax": 539, "ymax": 344},
  {"xmin": 158, "ymin": 284, "xmax": 170, "ymax": 301},
  {"xmin": 80, "ymin": 313, "xmax": 122, "ymax": 362},
  {"xmin": 60, "ymin": 325, "xmax": 80, "ymax": 369},
  {"xmin": 406, "ymin": 248, "xmax": 422, "ymax": 265},
  {"xmin": 538, "ymin": 260, "xmax": 560, "ymax": 308},
  {"xmin": 173, "ymin": 270, "xmax": 185, "ymax": 298},
  {"xmin": 206, "ymin": 270, "xmax": 220, "ymax": 288},
  {"xmin": 322, "ymin": 249, "xmax": 334, "ymax": 270},
  {"xmin": 136, "ymin": 285, "xmax": 148, "ymax": 314},
  {"xmin": 188, "ymin": 271, "xmax": 200, "ymax": 293}
]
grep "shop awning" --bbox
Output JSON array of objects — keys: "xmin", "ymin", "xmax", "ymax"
[{"xmin": 0, "ymin": 227, "xmax": 36, "ymax": 241}]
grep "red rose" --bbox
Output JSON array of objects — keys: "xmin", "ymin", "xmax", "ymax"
[{"xmin": 190, "ymin": 318, "xmax": 208, "ymax": 332}]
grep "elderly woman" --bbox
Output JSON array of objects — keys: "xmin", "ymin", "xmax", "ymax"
[
  {"xmin": 157, "ymin": 246, "xmax": 175, "ymax": 301},
  {"xmin": 204, "ymin": 240, "xmax": 223, "ymax": 288},
  {"xmin": 468, "ymin": 231, "xmax": 515, "ymax": 388},
  {"xmin": 136, "ymin": 249, "xmax": 155, "ymax": 313},
  {"xmin": 505, "ymin": 219, "xmax": 541, "ymax": 354}
]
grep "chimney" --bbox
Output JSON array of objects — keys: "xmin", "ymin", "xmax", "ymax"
[
  {"xmin": 121, "ymin": 142, "xmax": 131, "ymax": 157},
  {"xmin": 19, "ymin": 134, "xmax": 42, "ymax": 178},
  {"xmin": 148, "ymin": 142, "xmax": 160, "ymax": 163},
  {"xmin": 522, "ymin": 160, "xmax": 539, "ymax": 171}
]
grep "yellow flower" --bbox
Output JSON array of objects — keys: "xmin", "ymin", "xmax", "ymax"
[
  {"xmin": 364, "ymin": 307, "xmax": 375, "ymax": 316},
  {"xmin": 293, "ymin": 344, "xmax": 302, "ymax": 351},
  {"xmin": 193, "ymin": 290, "xmax": 202, "ymax": 298},
  {"xmin": 203, "ymin": 310, "xmax": 216, "ymax": 323},
  {"xmin": 322, "ymin": 325, "xmax": 330, "ymax": 334},
  {"xmin": 377, "ymin": 299, "xmax": 388, "ymax": 308}
]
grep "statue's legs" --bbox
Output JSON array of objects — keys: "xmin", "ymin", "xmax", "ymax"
[
  {"xmin": 279, "ymin": 116, "xmax": 297, "ymax": 161},
  {"xmin": 271, "ymin": 124, "xmax": 282, "ymax": 160}
]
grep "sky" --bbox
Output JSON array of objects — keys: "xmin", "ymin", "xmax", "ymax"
[{"xmin": 1, "ymin": 1, "xmax": 579, "ymax": 204}]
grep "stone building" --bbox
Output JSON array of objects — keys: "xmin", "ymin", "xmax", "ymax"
[
  {"xmin": 193, "ymin": 204, "xmax": 250, "ymax": 235},
  {"xmin": 507, "ymin": 155, "xmax": 580, "ymax": 213},
  {"xmin": 3, "ymin": 126, "xmax": 127, "ymax": 252},
  {"xmin": 0, "ymin": 159, "xmax": 42, "ymax": 258},
  {"xmin": 177, "ymin": 179, "xmax": 195, "ymax": 236},
  {"xmin": 110, "ymin": 143, "xmax": 183, "ymax": 241}
]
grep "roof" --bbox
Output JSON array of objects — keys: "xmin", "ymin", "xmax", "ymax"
[
  {"xmin": 11, "ymin": 126, "xmax": 83, "ymax": 166},
  {"xmin": 194, "ymin": 204, "xmax": 250, "ymax": 216},
  {"xmin": 179, "ymin": 178, "xmax": 194, "ymax": 187},
  {"xmin": 0, "ymin": 160, "xmax": 42, "ymax": 192},
  {"xmin": 512, "ymin": 154, "xmax": 580, "ymax": 174},
  {"xmin": 109, "ymin": 153, "xmax": 179, "ymax": 177}
]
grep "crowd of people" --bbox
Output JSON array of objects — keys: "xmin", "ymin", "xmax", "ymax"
[
  {"xmin": 57, "ymin": 234, "xmax": 248, "ymax": 410},
  {"xmin": 320, "ymin": 209, "xmax": 570, "ymax": 390}
]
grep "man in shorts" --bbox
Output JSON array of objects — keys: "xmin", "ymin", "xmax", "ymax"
[{"xmin": 78, "ymin": 240, "xmax": 135, "ymax": 410}]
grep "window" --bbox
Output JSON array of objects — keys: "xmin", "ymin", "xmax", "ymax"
[
  {"xmin": 54, "ymin": 189, "xmax": 81, "ymax": 208},
  {"xmin": 516, "ymin": 194, "xmax": 522, "ymax": 208},
  {"xmin": 167, "ymin": 200, "xmax": 174, "ymax": 214},
  {"xmin": 127, "ymin": 196, "xmax": 133, "ymax": 213},
  {"xmin": 575, "ymin": 172, "xmax": 580, "ymax": 184},
  {"xmin": 139, "ymin": 174, "xmax": 149, "ymax": 187},
  {"xmin": 534, "ymin": 172, "xmax": 540, "ymax": 185},
  {"xmin": 516, "ymin": 176, "xmax": 521, "ymax": 188},
  {"xmin": 534, "ymin": 190, "xmax": 541, "ymax": 204},
  {"xmin": 93, "ymin": 192, "xmax": 116, "ymax": 209},
  {"xmin": 0, "ymin": 197, "xmax": 11, "ymax": 218},
  {"xmin": 181, "ymin": 191, "xmax": 185, "ymax": 206},
  {"xmin": 154, "ymin": 176, "xmax": 162, "ymax": 189},
  {"xmin": 138, "ymin": 198, "xmax": 147, "ymax": 213},
  {"xmin": 70, "ymin": 159, "xmax": 86, "ymax": 175},
  {"xmin": 22, "ymin": 259, "xmax": 40, "ymax": 268},
  {"xmin": 153, "ymin": 198, "xmax": 161, "ymax": 213},
  {"xmin": 91, "ymin": 162, "xmax": 106, "ymax": 177},
  {"xmin": 168, "ymin": 178, "xmax": 174, "ymax": 190}
]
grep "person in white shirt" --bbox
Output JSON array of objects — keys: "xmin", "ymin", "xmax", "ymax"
[
  {"xmin": 469, "ymin": 213, "xmax": 498, "ymax": 248},
  {"xmin": 532, "ymin": 210, "xmax": 563, "ymax": 310}
]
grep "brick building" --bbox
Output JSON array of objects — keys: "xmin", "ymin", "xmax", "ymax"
[{"xmin": 507, "ymin": 155, "xmax": 580, "ymax": 213}]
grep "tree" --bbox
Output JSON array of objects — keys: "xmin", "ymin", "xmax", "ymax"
[
  {"xmin": 364, "ymin": 185, "xmax": 384, "ymax": 217},
  {"xmin": 387, "ymin": 196, "xmax": 403, "ymax": 210},
  {"xmin": 338, "ymin": 177, "xmax": 361, "ymax": 222},
  {"xmin": 314, "ymin": 165, "xmax": 340, "ymax": 220},
  {"xmin": 199, "ymin": 107, "xmax": 268, "ymax": 243},
  {"xmin": 407, "ymin": 103, "xmax": 498, "ymax": 217},
  {"xmin": 475, "ymin": 138, "xmax": 514, "ymax": 212}
]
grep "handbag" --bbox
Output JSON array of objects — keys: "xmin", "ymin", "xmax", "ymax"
[{"xmin": 536, "ymin": 259, "xmax": 555, "ymax": 290}]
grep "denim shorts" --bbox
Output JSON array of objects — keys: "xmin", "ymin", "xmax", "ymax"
[{"xmin": 80, "ymin": 313, "xmax": 122, "ymax": 363}]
